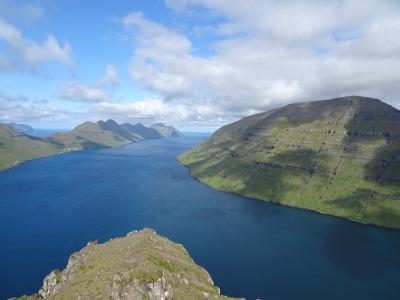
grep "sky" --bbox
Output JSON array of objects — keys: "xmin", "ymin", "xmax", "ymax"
[{"xmin": 0, "ymin": 0, "xmax": 400, "ymax": 131}]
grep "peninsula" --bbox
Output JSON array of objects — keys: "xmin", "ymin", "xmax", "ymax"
[
  {"xmin": 0, "ymin": 120, "xmax": 180, "ymax": 171},
  {"xmin": 179, "ymin": 96, "xmax": 400, "ymax": 229}
]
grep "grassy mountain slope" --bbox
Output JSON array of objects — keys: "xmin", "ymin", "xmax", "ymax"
[
  {"xmin": 4, "ymin": 123, "xmax": 34, "ymax": 133},
  {"xmin": 151, "ymin": 123, "xmax": 181, "ymax": 138},
  {"xmin": 0, "ymin": 124, "xmax": 62, "ymax": 170},
  {"xmin": 178, "ymin": 96, "xmax": 400, "ymax": 229},
  {"xmin": 1, "ymin": 120, "xmax": 180, "ymax": 171},
  {"xmin": 121, "ymin": 123, "xmax": 163, "ymax": 140},
  {"xmin": 51, "ymin": 120, "xmax": 134, "ymax": 150},
  {"xmin": 17, "ymin": 229, "xmax": 239, "ymax": 300}
]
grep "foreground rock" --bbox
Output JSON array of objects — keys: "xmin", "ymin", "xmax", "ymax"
[{"xmin": 16, "ymin": 229, "xmax": 240, "ymax": 300}]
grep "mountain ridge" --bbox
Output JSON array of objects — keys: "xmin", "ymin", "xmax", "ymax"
[
  {"xmin": 0, "ymin": 120, "xmax": 181, "ymax": 171},
  {"xmin": 150, "ymin": 123, "xmax": 181, "ymax": 138},
  {"xmin": 3, "ymin": 122, "xmax": 34, "ymax": 133},
  {"xmin": 178, "ymin": 96, "xmax": 400, "ymax": 229}
]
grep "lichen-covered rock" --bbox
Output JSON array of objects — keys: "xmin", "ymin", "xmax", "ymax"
[
  {"xmin": 16, "ymin": 229, "xmax": 241, "ymax": 300},
  {"xmin": 38, "ymin": 271, "xmax": 61, "ymax": 298}
]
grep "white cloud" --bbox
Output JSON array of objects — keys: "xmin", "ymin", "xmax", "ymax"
[
  {"xmin": 59, "ymin": 82, "xmax": 112, "ymax": 102},
  {"xmin": 116, "ymin": 1, "xmax": 400, "ymax": 126},
  {"xmin": 0, "ymin": 91, "xmax": 68, "ymax": 123},
  {"xmin": 91, "ymin": 98, "xmax": 230, "ymax": 125},
  {"xmin": 122, "ymin": 12, "xmax": 194, "ymax": 100},
  {"xmin": 0, "ymin": 19, "xmax": 74, "ymax": 72},
  {"xmin": 59, "ymin": 65, "xmax": 119, "ymax": 102}
]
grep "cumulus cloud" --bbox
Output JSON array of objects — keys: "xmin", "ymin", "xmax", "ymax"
[
  {"xmin": 117, "ymin": 0, "xmax": 400, "ymax": 127},
  {"xmin": 90, "ymin": 98, "xmax": 229, "ymax": 125},
  {"xmin": 0, "ymin": 19, "xmax": 74, "ymax": 72},
  {"xmin": 59, "ymin": 82, "xmax": 112, "ymax": 102},
  {"xmin": 0, "ymin": 91, "xmax": 68, "ymax": 123},
  {"xmin": 59, "ymin": 65, "xmax": 119, "ymax": 102},
  {"xmin": 122, "ymin": 12, "xmax": 194, "ymax": 100}
]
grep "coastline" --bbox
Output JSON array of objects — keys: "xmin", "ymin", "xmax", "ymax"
[
  {"xmin": 0, "ymin": 142, "xmax": 128, "ymax": 173},
  {"xmin": 1, "ymin": 135, "xmax": 181, "ymax": 173},
  {"xmin": 177, "ymin": 157, "xmax": 400, "ymax": 232}
]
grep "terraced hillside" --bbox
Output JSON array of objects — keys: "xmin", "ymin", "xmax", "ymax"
[
  {"xmin": 16, "ymin": 229, "xmax": 239, "ymax": 300},
  {"xmin": 179, "ymin": 96, "xmax": 400, "ymax": 229}
]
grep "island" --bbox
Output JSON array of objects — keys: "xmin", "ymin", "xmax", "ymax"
[
  {"xmin": 15, "ymin": 229, "xmax": 239, "ymax": 300},
  {"xmin": 178, "ymin": 96, "xmax": 400, "ymax": 229}
]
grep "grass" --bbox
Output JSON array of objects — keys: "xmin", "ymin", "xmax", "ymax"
[
  {"xmin": 0, "ymin": 120, "xmax": 177, "ymax": 172},
  {"xmin": 179, "ymin": 96, "xmax": 400, "ymax": 229},
  {"xmin": 16, "ymin": 229, "xmax": 239, "ymax": 300},
  {"xmin": 0, "ymin": 134, "xmax": 63, "ymax": 171}
]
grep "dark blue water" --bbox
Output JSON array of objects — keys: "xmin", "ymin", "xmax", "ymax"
[{"xmin": 1, "ymin": 134, "xmax": 400, "ymax": 300}]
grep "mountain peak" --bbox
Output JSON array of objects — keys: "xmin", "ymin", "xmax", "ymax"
[
  {"xmin": 150, "ymin": 123, "xmax": 181, "ymax": 138},
  {"xmin": 179, "ymin": 96, "xmax": 400, "ymax": 229}
]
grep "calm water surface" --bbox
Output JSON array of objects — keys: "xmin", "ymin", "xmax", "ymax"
[
  {"xmin": 1, "ymin": 134, "xmax": 400, "ymax": 299},
  {"xmin": 28, "ymin": 128, "xmax": 67, "ymax": 137}
]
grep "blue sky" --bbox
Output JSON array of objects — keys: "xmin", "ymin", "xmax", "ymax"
[{"xmin": 1, "ymin": 0, "xmax": 400, "ymax": 131}]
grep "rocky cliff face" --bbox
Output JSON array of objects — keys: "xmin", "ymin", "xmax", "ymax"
[
  {"xmin": 15, "ymin": 229, "xmax": 239, "ymax": 300},
  {"xmin": 178, "ymin": 96, "xmax": 400, "ymax": 229}
]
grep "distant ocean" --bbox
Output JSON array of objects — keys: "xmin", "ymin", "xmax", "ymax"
[{"xmin": 28, "ymin": 128, "xmax": 68, "ymax": 138}]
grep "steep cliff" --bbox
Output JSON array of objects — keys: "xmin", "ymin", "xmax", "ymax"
[{"xmin": 179, "ymin": 96, "xmax": 400, "ymax": 229}]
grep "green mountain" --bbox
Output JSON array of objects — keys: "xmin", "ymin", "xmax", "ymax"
[
  {"xmin": 0, "ymin": 124, "xmax": 62, "ymax": 171},
  {"xmin": 51, "ymin": 119, "xmax": 136, "ymax": 150},
  {"xmin": 178, "ymin": 96, "xmax": 400, "ymax": 229},
  {"xmin": 121, "ymin": 123, "xmax": 163, "ymax": 140},
  {"xmin": 151, "ymin": 123, "xmax": 181, "ymax": 138},
  {"xmin": 16, "ymin": 229, "xmax": 239, "ymax": 300},
  {"xmin": 0, "ymin": 120, "xmax": 180, "ymax": 171},
  {"xmin": 4, "ymin": 122, "xmax": 34, "ymax": 133}
]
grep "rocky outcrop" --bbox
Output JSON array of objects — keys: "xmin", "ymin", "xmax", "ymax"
[{"xmin": 16, "ymin": 229, "xmax": 240, "ymax": 300}]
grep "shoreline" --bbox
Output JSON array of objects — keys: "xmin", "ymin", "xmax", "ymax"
[
  {"xmin": 0, "ymin": 142, "xmax": 131, "ymax": 173},
  {"xmin": 177, "ymin": 158, "xmax": 400, "ymax": 232},
  {"xmin": 1, "ymin": 136, "xmax": 181, "ymax": 173}
]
